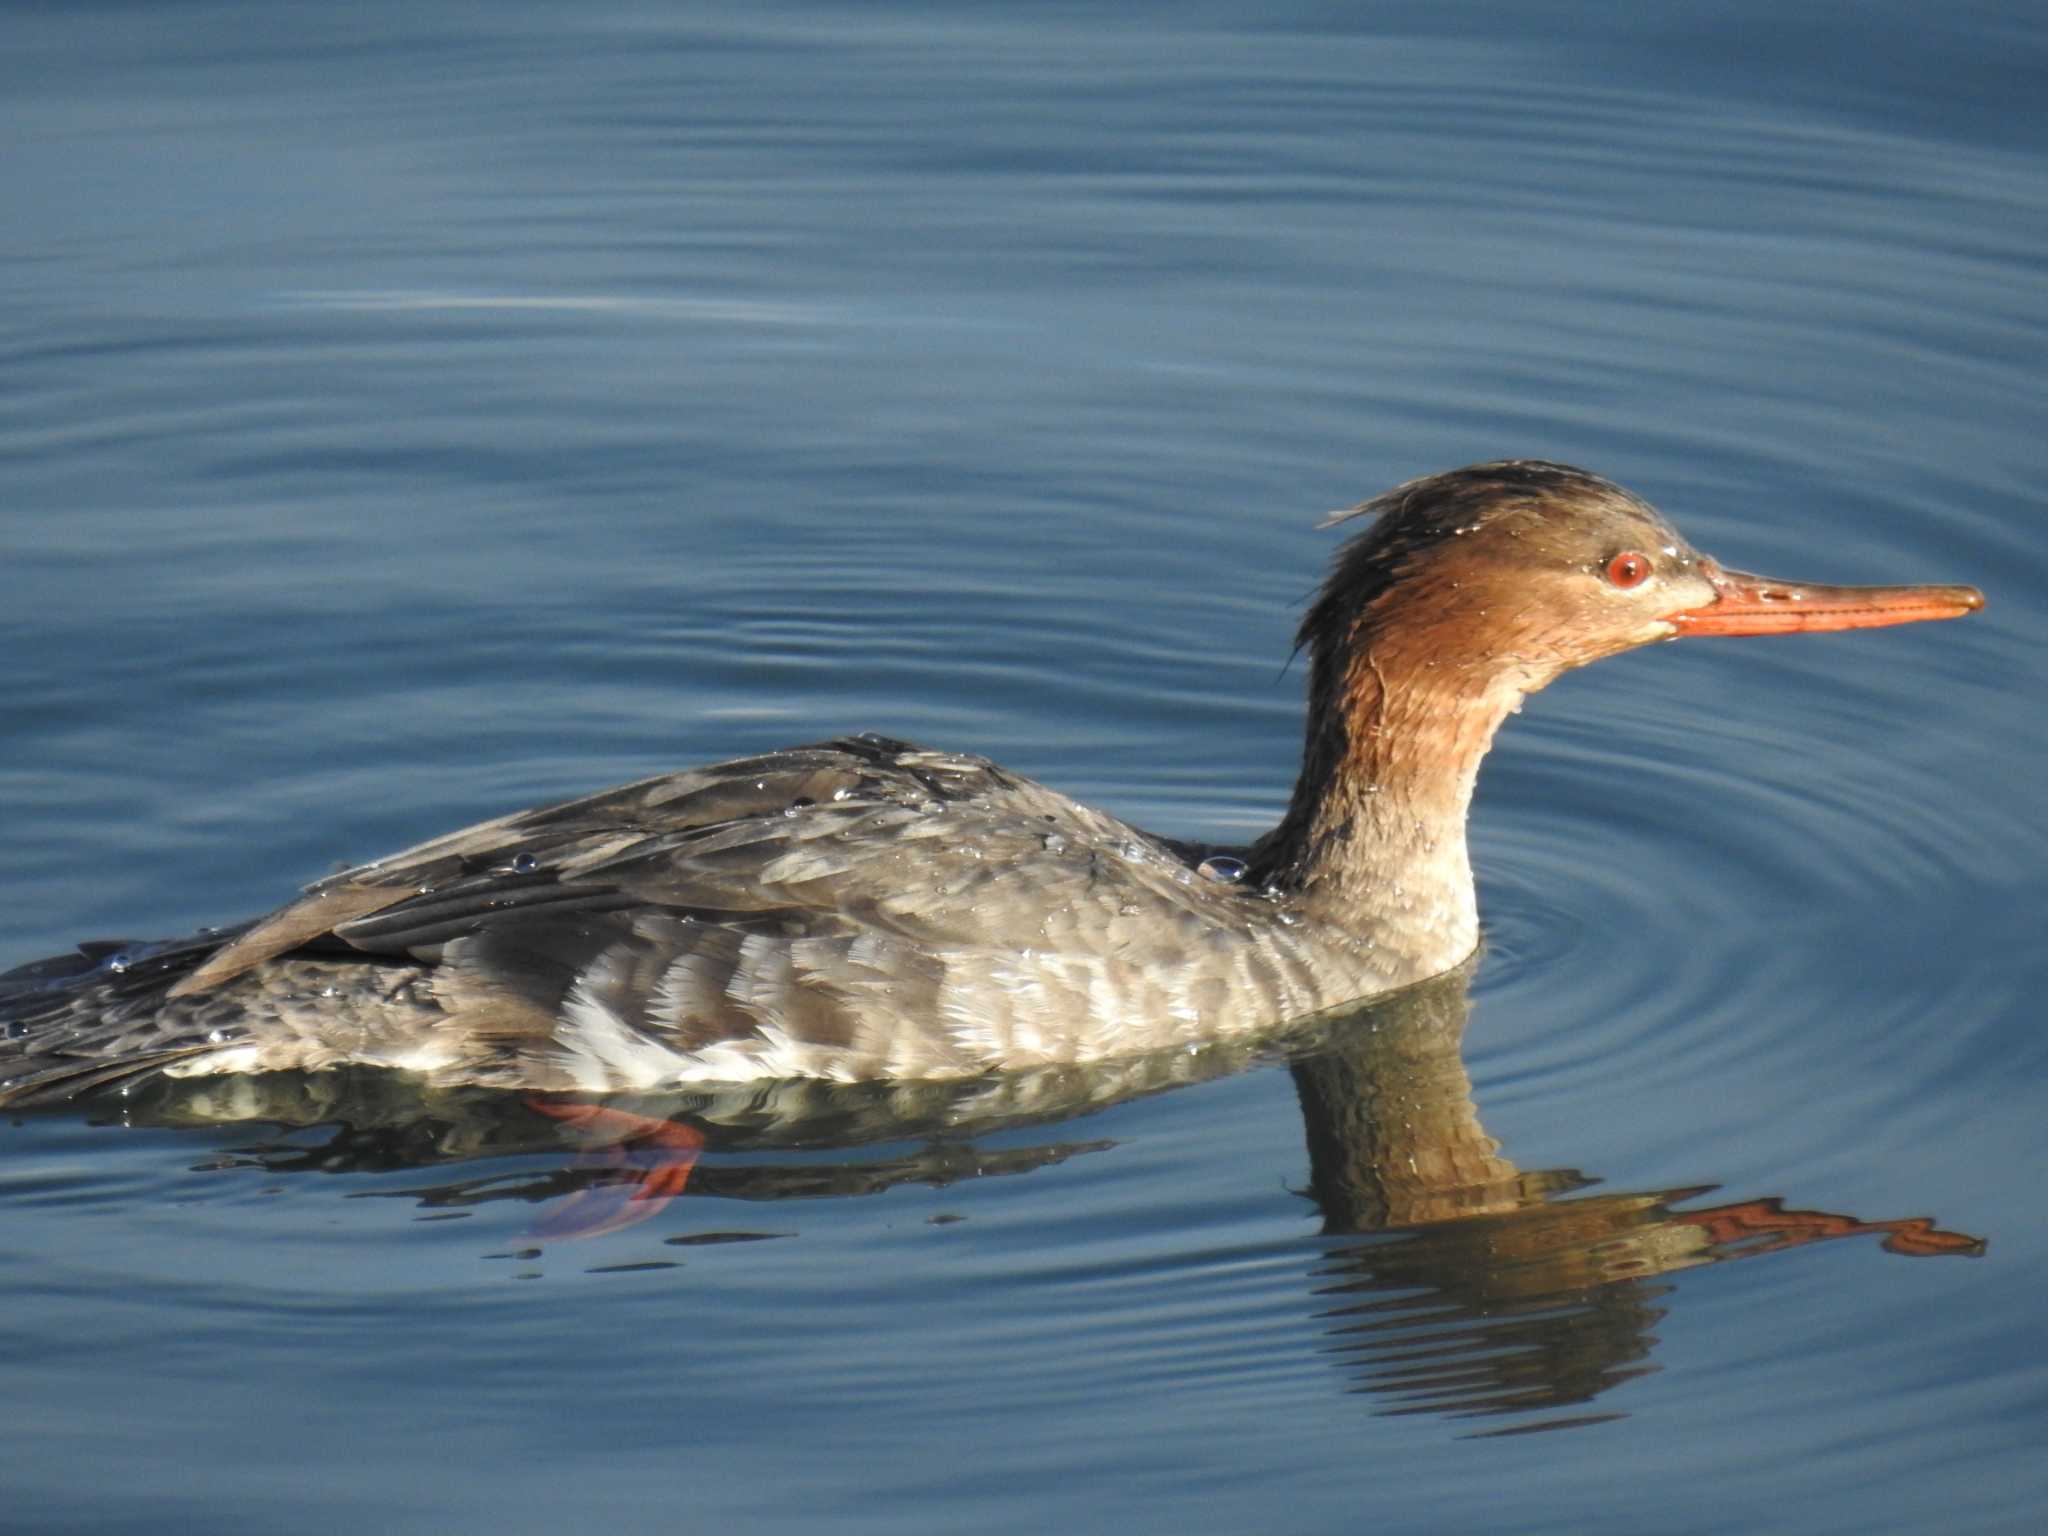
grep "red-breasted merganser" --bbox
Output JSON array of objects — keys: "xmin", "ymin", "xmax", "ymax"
[{"xmin": 0, "ymin": 462, "xmax": 1982, "ymax": 1103}]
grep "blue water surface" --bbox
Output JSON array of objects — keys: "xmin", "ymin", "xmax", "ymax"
[{"xmin": 4, "ymin": 3, "xmax": 2046, "ymax": 1532}]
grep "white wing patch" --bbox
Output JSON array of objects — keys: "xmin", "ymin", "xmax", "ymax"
[{"xmin": 554, "ymin": 974, "xmax": 689, "ymax": 1091}]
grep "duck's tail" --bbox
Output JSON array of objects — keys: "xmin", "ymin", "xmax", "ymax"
[{"xmin": 0, "ymin": 929, "xmax": 250, "ymax": 1107}]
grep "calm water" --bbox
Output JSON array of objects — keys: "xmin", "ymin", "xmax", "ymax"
[{"xmin": 5, "ymin": 2, "xmax": 2046, "ymax": 1530}]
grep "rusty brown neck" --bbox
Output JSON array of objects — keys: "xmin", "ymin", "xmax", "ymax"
[{"xmin": 1252, "ymin": 614, "xmax": 1528, "ymax": 980}]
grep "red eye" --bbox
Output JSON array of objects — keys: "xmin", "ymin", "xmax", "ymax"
[{"xmin": 1605, "ymin": 551, "xmax": 1652, "ymax": 589}]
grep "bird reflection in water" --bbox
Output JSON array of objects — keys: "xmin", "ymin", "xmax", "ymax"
[
  {"xmin": 1279, "ymin": 972, "xmax": 1981, "ymax": 1429},
  {"xmin": 80, "ymin": 961, "xmax": 1979, "ymax": 1432}
]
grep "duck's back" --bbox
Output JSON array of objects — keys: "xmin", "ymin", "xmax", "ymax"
[{"xmin": 1, "ymin": 735, "xmax": 1385, "ymax": 1102}]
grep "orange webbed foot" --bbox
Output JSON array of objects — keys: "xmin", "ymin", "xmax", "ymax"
[{"xmin": 525, "ymin": 1099, "xmax": 708, "ymax": 1240}]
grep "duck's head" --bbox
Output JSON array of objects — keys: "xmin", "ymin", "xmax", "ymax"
[
  {"xmin": 1302, "ymin": 460, "xmax": 1983, "ymax": 697},
  {"xmin": 1257, "ymin": 459, "xmax": 1980, "ymax": 944}
]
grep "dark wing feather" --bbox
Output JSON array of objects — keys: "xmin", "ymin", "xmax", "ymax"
[
  {"xmin": 168, "ymin": 735, "xmax": 1032, "ymax": 997},
  {"xmin": 1, "ymin": 929, "xmax": 258, "ymax": 1105}
]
